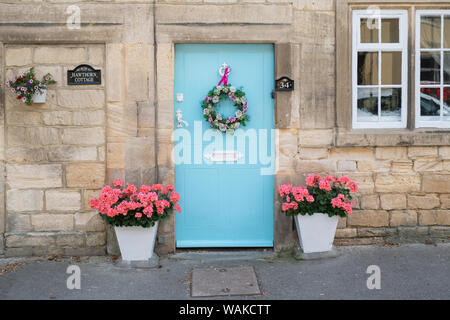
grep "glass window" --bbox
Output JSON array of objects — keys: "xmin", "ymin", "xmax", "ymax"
[
  {"xmin": 416, "ymin": 12, "xmax": 450, "ymax": 128},
  {"xmin": 353, "ymin": 11, "xmax": 407, "ymax": 128}
]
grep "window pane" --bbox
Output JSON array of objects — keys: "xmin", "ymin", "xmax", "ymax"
[
  {"xmin": 444, "ymin": 52, "xmax": 450, "ymax": 84},
  {"xmin": 421, "ymin": 16, "xmax": 441, "ymax": 48},
  {"xmin": 420, "ymin": 87, "xmax": 441, "ymax": 119},
  {"xmin": 358, "ymin": 52, "xmax": 378, "ymax": 85},
  {"xmin": 357, "ymin": 88, "xmax": 378, "ymax": 122},
  {"xmin": 381, "ymin": 88, "xmax": 402, "ymax": 121},
  {"xmin": 381, "ymin": 52, "xmax": 402, "ymax": 85},
  {"xmin": 361, "ymin": 18, "xmax": 379, "ymax": 43},
  {"xmin": 381, "ymin": 19, "xmax": 399, "ymax": 43},
  {"xmin": 444, "ymin": 16, "xmax": 450, "ymax": 48},
  {"xmin": 444, "ymin": 87, "xmax": 450, "ymax": 120},
  {"xmin": 421, "ymin": 52, "xmax": 441, "ymax": 85}
]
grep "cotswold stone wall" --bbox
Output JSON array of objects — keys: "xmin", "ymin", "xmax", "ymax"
[
  {"xmin": 3, "ymin": 44, "xmax": 106, "ymax": 256},
  {"xmin": 0, "ymin": 0, "xmax": 449, "ymax": 257}
]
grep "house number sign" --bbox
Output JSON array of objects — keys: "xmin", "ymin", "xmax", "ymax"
[
  {"xmin": 67, "ymin": 64, "xmax": 101, "ymax": 85},
  {"xmin": 275, "ymin": 76, "xmax": 294, "ymax": 91}
]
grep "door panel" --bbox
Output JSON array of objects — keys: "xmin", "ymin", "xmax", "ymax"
[{"xmin": 174, "ymin": 44, "xmax": 274, "ymax": 247}]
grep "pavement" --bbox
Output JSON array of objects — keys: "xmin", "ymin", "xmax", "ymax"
[{"xmin": 0, "ymin": 244, "xmax": 449, "ymax": 300}]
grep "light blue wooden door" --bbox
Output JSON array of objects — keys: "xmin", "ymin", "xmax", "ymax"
[{"xmin": 174, "ymin": 44, "xmax": 274, "ymax": 247}]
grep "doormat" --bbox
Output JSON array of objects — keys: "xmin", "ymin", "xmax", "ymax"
[{"xmin": 190, "ymin": 266, "xmax": 261, "ymax": 297}]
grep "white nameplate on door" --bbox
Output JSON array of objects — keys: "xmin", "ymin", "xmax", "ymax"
[{"xmin": 204, "ymin": 151, "xmax": 243, "ymax": 162}]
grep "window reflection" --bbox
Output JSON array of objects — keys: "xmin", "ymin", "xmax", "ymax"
[
  {"xmin": 421, "ymin": 52, "xmax": 441, "ymax": 85},
  {"xmin": 357, "ymin": 88, "xmax": 378, "ymax": 122},
  {"xmin": 381, "ymin": 19, "xmax": 399, "ymax": 43},
  {"xmin": 381, "ymin": 88, "xmax": 401, "ymax": 121},
  {"xmin": 421, "ymin": 16, "xmax": 441, "ymax": 48},
  {"xmin": 420, "ymin": 87, "xmax": 441, "ymax": 119},
  {"xmin": 381, "ymin": 52, "xmax": 402, "ymax": 85},
  {"xmin": 358, "ymin": 52, "xmax": 378, "ymax": 85},
  {"xmin": 361, "ymin": 18, "xmax": 379, "ymax": 43}
]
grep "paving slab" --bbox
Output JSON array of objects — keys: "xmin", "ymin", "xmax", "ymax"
[{"xmin": 191, "ymin": 266, "xmax": 260, "ymax": 297}]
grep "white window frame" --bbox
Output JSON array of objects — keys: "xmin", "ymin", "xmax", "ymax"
[
  {"xmin": 352, "ymin": 10, "xmax": 408, "ymax": 129},
  {"xmin": 415, "ymin": 10, "xmax": 450, "ymax": 128}
]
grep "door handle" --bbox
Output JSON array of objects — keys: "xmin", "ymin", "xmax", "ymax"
[{"xmin": 176, "ymin": 109, "xmax": 189, "ymax": 128}]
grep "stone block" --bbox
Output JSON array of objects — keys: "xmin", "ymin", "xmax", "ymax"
[
  {"xmin": 46, "ymin": 190, "xmax": 81, "ymax": 212},
  {"xmin": 7, "ymin": 214, "xmax": 31, "ymax": 232},
  {"xmin": 298, "ymin": 147, "xmax": 328, "ymax": 160},
  {"xmin": 6, "ymin": 164, "xmax": 62, "ymax": 189},
  {"xmin": 124, "ymin": 137, "xmax": 156, "ymax": 169},
  {"xmin": 335, "ymin": 228, "xmax": 357, "ymax": 238},
  {"xmin": 422, "ymin": 174, "xmax": 450, "ymax": 193},
  {"xmin": 75, "ymin": 211, "xmax": 105, "ymax": 232},
  {"xmin": 360, "ymin": 195, "xmax": 379, "ymax": 210},
  {"xmin": 86, "ymin": 232, "xmax": 106, "ymax": 247},
  {"xmin": 375, "ymin": 147, "xmax": 407, "ymax": 160},
  {"xmin": 380, "ymin": 194, "xmax": 406, "ymax": 210},
  {"xmin": 375, "ymin": 174, "xmax": 421, "ymax": 193},
  {"xmin": 330, "ymin": 147, "xmax": 374, "ymax": 160},
  {"xmin": 48, "ymin": 146, "xmax": 98, "ymax": 162},
  {"xmin": 347, "ymin": 210, "xmax": 389, "ymax": 227},
  {"xmin": 66, "ymin": 163, "xmax": 105, "ymax": 188},
  {"xmin": 5, "ymin": 47, "xmax": 32, "ymax": 66},
  {"xmin": 408, "ymin": 194, "xmax": 440, "ymax": 210},
  {"xmin": 7, "ymin": 189, "xmax": 43, "ymax": 212},
  {"xmin": 6, "ymin": 232, "xmax": 56, "ymax": 248},
  {"xmin": 56, "ymin": 233, "xmax": 85, "ymax": 247},
  {"xmin": 31, "ymin": 214, "xmax": 74, "ymax": 232},
  {"xmin": 73, "ymin": 110, "xmax": 105, "ymax": 126},
  {"xmin": 62, "ymin": 127, "xmax": 105, "ymax": 145},
  {"xmin": 57, "ymin": 90, "xmax": 105, "ymax": 109},
  {"xmin": 34, "ymin": 46, "xmax": 86, "ymax": 64},
  {"xmin": 408, "ymin": 147, "xmax": 438, "ymax": 159},
  {"xmin": 7, "ymin": 127, "xmax": 60, "ymax": 147},
  {"xmin": 337, "ymin": 160, "xmax": 356, "ymax": 172},
  {"xmin": 298, "ymin": 129, "xmax": 333, "ymax": 147},
  {"xmin": 391, "ymin": 161, "xmax": 413, "ymax": 172},
  {"xmin": 390, "ymin": 210, "xmax": 417, "ymax": 227},
  {"xmin": 418, "ymin": 210, "xmax": 450, "ymax": 226},
  {"xmin": 42, "ymin": 111, "xmax": 72, "ymax": 126}
]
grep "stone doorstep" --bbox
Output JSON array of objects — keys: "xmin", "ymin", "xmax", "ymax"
[{"xmin": 170, "ymin": 250, "xmax": 276, "ymax": 262}]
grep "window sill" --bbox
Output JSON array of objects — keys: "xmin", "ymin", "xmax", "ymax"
[{"xmin": 336, "ymin": 128, "xmax": 450, "ymax": 147}]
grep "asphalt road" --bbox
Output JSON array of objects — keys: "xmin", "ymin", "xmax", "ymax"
[{"xmin": 0, "ymin": 244, "xmax": 449, "ymax": 300}]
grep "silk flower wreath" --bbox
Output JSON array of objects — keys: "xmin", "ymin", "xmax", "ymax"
[{"xmin": 201, "ymin": 65, "xmax": 249, "ymax": 135}]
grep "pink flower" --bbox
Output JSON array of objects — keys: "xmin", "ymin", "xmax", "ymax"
[
  {"xmin": 151, "ymin": 184, "xmax": 163, "ymax": 191},
  {"xmin": 113, "ymin": 179, "xmax": 123, "ymax": 187},
  {"xmin": 306, "ymin": 174, "xmax": 321, "ymax": 187},
  {"xmin": 319, "ymin": 179, "xmax": 331, "ymax": 192},
  {"xmin": 306, "ymin": 195, "xmax": 315, "ymax": 203},
  {"xmin": 175, "ymin": 203, "xmax": 182, "ymax": 213},
  {"xmin": 89, "ymin": 198, "xmax": 99, "ymax": 209},
  {"xmin": 170, "ymin": 192, "xmax": 180, "ymax": 203},
  {"xmin": 339, "ymin": 176, "xmax": 350, "ymax": 185},
  {"xmin": 135, "ymin": 212, "xmax": 142, "ymax": 218},
  {"xmin": 139, "ymin": 185, "xmax": 151, "ymax": 193},
  {"xmin": 348, "ymin": 181, "xmax": 358, "ymax": 193},
  {"xmin": 278, "ymin": 184, "xmax": 292, "ymax": 197}
]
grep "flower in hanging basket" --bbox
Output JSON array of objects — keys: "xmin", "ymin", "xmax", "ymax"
[
  {"xmin": 90, "ymin": 180, "xmax": 182, "ymax": 228},
  {"xmin": 5, "ymin": 67, "xmax": 56, "ymax": 106},
  {"xmin": 278, "ymin": 175, "xmax": 358, "ymax": 218}
]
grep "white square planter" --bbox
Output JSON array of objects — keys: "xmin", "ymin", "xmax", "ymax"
[
  {"xmin": 32, "ymin": 89, "xmax": 47, "ymax": 103},
  {"xmin": 294, "ymin": 213, "xmax": 338, "ymax": 253},
  {"xmin": 114, "ymin": 222, "xmax": 159, "ymax": 262}
]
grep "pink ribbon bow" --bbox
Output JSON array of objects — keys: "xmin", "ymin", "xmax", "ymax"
[{"xmin": 218, "ymin": 67, "xmax": 230, "ymax": 86}]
